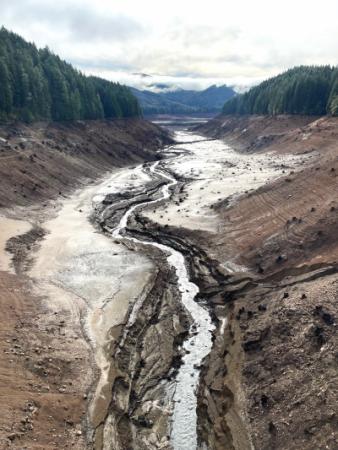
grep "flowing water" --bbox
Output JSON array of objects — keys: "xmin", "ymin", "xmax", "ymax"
[{"xmin": 103, "ymin": 157, "xmax": 215, "ymax": 450}]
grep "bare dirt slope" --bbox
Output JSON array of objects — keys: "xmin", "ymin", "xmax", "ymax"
[
  {"xmin": 197, "ymin": 115, "xmax": 336, "ymax": 153},
  {"xmin": 194, "ymin": 115, "xmax": 338, "ymax": 450},
  {"xmin": 0, "ymin": 269, "xmax": 91, "ymax": 449},
  {"xmin": 198, "ymin": 115, "xmax": 338, "ymax": 272},
  {"xmin": 0, "ymin": 118, "xmax": 171, "ymax": 210}
]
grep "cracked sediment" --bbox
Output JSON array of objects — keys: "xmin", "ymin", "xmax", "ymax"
[{"xmin": 95, "ymin": 160, "xmax": 216, "ymax": 450}]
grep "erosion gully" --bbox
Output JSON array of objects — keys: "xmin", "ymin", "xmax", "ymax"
[{"xmin": 99, "ymin": 135, "xmax": 215, "ymax": 449}]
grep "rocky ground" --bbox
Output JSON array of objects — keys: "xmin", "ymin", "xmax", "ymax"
[{"xmin": 191, "ymin": 115, "xmax": 338, "ymax": 450}]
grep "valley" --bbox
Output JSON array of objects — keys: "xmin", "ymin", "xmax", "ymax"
[
  {"xmin": 3, "ymin": 114, "xmax": 336, "ymax": 449},
  {"xmin": 1, "ymin": 5, "xmax": 338, "ymax": 450}
]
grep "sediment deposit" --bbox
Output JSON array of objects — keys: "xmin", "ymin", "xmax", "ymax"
[{"xmin": 2, "ymin": 114, "xmax": 338, "ymax": 450}]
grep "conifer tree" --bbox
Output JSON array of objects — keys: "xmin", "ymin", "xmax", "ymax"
[
  {"xmin": 0, "ymin": 27, "xmax": 141, "ymax": 122},
  {"xmin": 223, "ymin": 66, "xmax": 338, "ymax": 117}
]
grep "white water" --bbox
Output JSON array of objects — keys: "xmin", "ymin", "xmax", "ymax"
[{"xmin": 105, "ymin": 159, "xmax": 215, "ymax": 450}]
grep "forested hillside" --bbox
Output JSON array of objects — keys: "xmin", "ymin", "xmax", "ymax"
[
  {"xmin": 164, "ymin": 85, "xmax": 235, "ymax": 111},
  {"xmin": 222, "ymin": 66, "xmax": 338, "ymax": 116},
  {"xmin": 0, "ymin": 27, "xmax": 141, "ymax": 122},
  {"xmin": 131, "ymin": 84, "xmax": 235, "ymax": 115}
]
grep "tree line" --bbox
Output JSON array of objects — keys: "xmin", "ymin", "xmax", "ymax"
[
  {"xmin": 0, "ymin": 27, "xmax": 141, "ymax": 122},
  {"xmin": 222, "ymin": 66, "xmax": 338, "ymax": 116}
]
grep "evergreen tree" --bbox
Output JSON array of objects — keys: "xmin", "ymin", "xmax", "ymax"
[
  {"xmin": 0, "ymin": 58, "xmax": 12, "ymax": 116},
  {"xmin": 223, "ymin": 66, "xmax": 338, "ymax": 117},
  {"xmin": 0, "ymin": 27, "xmax": 141, "ymax": 122}
]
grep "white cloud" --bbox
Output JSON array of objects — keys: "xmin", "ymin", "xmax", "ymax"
[{"xmin": 1, "ymin": 0, "xmax": 338, "ymax": 90}]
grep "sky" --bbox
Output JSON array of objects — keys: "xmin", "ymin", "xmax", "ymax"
[{"xmin": 1, "ymin": 0, "xmax": 338, "ymax": 91}]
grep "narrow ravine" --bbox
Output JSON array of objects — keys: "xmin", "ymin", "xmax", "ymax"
[{"xmin": 102, "ymin": 158, "xmax": 215, "ymax": 450}]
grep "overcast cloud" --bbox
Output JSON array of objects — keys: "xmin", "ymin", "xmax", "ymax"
[{"xmin": 1, "ymin": 0, "xmax": 338, "ymax": 90}]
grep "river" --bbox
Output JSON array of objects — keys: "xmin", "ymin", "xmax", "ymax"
[
  {"xmin": 31, "ymin": 125, "xmax": 305, "ymax": 449},
  {"xmin": 94, "ymin": 125, "xmax": 307, "ymax": 449},
  {"xmin": 102, "ymin": 157, "xmax": 215, "ymax": 450}
]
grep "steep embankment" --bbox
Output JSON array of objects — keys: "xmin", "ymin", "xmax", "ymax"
[
  {"xmin": 0, "ymin": 119, "xmax": 172, "ymax": 210},
  {"xmin": 197, "ymin": 115, "xmax": 338, "ymax": 274},
  {"xmin": 192, "ymin": 114, "xmax": 338, "ymax": 449},
  {"xmin": 197, "ymin": 114, "xmax": 319, "ymax": 151},
  {"xmin": 0, "ymin": 118, "xmax": 172, "ymax": 449}
]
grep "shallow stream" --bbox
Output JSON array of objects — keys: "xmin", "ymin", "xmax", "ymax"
[
  {"xmin": 104, "ymin": 156, "xmax": 215, "ymax": 450},
  {"xmin": 98, "ymin": 127, "xmax": 306, "ymax": 449}
]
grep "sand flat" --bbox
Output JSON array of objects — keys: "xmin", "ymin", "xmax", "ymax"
[
  {"xmin": 30, "ymin": 167, "xmax": 155, "ymax": 429},
  {"xmin": 145, "ymin": 132, "xmax": 308, "ymax": 232}
]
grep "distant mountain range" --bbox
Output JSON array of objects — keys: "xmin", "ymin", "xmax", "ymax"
[{"xmin": 130, "ymin": 84, "xmax": 236, "ymax": 115}]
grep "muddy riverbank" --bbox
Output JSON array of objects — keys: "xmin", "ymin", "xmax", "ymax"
[
  {"xmin": 91, "ymin": 159, "xmax": 219, "ymax": 450},
  {"xmin": 0, "ymin": 118, "xmax": 171, "ymax": 449},
  {"xmin": 83, "ymin": 127, "xmax": 309, "ymax": 449}
]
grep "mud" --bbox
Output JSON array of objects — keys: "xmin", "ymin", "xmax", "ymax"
[
  {"xmin": 0, "ymin": 217, "xmax": 32, "ymax": 272},
  {"xmin": 95, "ymin": 160, "xmax": 217, "ymax": 450}
]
